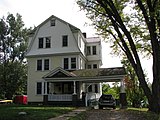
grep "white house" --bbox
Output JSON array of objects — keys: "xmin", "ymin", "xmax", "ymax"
[{"xmin": 26, "ymin": 15, "xmax": 126, "ymax": 106}]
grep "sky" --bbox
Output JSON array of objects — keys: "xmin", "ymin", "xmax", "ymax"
[{"xmin": 0, "ymin": 0, "xmax": 153, "ymax": 82}]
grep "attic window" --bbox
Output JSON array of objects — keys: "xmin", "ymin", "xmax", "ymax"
[{"xmin": 50, "ymin": 19, "xmax": 56, "ymax": 26}]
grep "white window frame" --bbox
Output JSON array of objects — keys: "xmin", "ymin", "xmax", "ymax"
[
  {"xmin": 38, "ymin": 37, "xmax": 51, "ymax": 49},
  {"xmin": 36, "ymin": 82, "xmax": 42, "ymax": 95},
  {"xmin": 38, "ymin": 38, "xmax": 44, "ymax": 48},
  {"xmin": 92, "ymin": 46, "xmax": 97, "ymax": 55},
  {"xmin": 45, "ymin": 37, "xmax": 51, "ymax": 48},
  {"xmin": 62, "ymin": 57, "xmax": 77, "ymax": 70},
  {"xmin": 36, "ymin": 58, "xmax": 50, "ymax": 71},
  {"xmin": 62, "ymin": 35, "xmax": 68, "ymax": 47}
]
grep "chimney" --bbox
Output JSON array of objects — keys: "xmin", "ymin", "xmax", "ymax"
[{"xmin": 82, "ymin": 32, "xmax": 87, "ymax": 38}]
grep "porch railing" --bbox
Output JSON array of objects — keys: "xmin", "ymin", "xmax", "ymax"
[{"xmin": 48, "ymin": 94, "xmax": 72, "ymax": 101}]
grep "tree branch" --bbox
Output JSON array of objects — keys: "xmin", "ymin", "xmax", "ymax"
[{"xmin": 136, "ymin": 0, "xmax": 150, "ymax": 28}]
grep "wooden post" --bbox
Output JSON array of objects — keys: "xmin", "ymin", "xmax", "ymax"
[{"xmin": 73, "ymin": 81, "xmax": 76, "ymax": 94}]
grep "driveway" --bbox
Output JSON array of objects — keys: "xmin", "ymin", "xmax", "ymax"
[{"xmin": 85, "ymin": 109, "xmax": 150, "ymax": 120}]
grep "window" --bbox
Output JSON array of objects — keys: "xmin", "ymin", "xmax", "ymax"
[
  {"xmin": 64, "ymin": 58, "xmax": 69, "ymax": 69},
  {"xmin": 71, "ymin": 58, "xmax": 76, "ymax": 69},
  {"xmin": 37, "ymin": 82, "xmax": 42, "ymax": 94},
  {"xmin": 37, "ymin": 59, "xmax": 50, "ymax": 71},
  {"xmin": 62, "ymin": 35, "xmax": 68, "ymax": 47},
  {"xmin": 87, "ymin": 65, "xmax": 91, "ymax": 69},
  {"xmin": 44, "ymin": 59, "xmax": 49, "ymax": 70},
  {"xmin": 63, "ymin": 57, "xmax": 77, "ymax": 70},
  {"xmin": 38, "ymin": 38, "xmax": 43, "ymax": 48},
  {"xmin": 50, "ymin": 19, "xmax": 55, "ymax": 26},
  {"xmin": 39, "ymin": 37, "xmax": 51, "ymax": 48},
  {"xmin": 93, "ymin": 64, "xmax": 97, "ymax": 69},
  {"xmin": 87, "ymin": 46, "xmax": 91, "ymax": 55},
  {"xmin": 45, "ymin": 37, "xmax": 51, "ymax": 48},
  {"xmin": 37, "ymin": 60, "xmax": 42, "ymax": 70},
  {"xmin": 92, "ymin": 46, "xmax": 97, "ymax": 55}
]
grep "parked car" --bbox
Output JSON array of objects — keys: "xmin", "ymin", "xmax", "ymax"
[
  {"xmin": 99, "ymin": 94, "xmax": 116, "ymax": 109},
  {"xmin": 0, "ymin": 99, "xmax": 13, "ymax": 104}
]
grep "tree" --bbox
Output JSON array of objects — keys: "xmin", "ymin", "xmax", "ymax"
[
  {"xmin": 122, "ymin": 57, "xmax": 148, "ymax": 107},
  {"xmin": 77, "ymin": 0, "xmax": 160, "ymax": 113},
  {"xmin": 102, "ymin": 83, "xmax": 110, "ymax": 94},
  {"xmin": 103, "ymin": 83, "xmax": 120, "ymax": 99},
  {"xmin": 0, "ymin": 13, "xmax": 30, "ymax": 99}
]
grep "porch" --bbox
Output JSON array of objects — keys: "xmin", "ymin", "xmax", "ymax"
[
  {"xmin": 43, "ymin": 94, "xmax": 84, "ymax": 106},
  {"xmin": 42, "ymin": 67, "xmax": 127, "ymax": 107}
]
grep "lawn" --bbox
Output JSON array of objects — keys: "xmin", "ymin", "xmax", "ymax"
[{"xmin": 0, "ymin": 104, "xmax": 74, "ymax": 120}]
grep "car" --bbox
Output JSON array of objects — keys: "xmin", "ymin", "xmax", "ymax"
[
  {"xmin": 0, "ymin": 99, "xmax": 13, "ymax": 104},
  {"xmin": 98, "ymin": 94, "xmax": 116, "ymax": 109}
]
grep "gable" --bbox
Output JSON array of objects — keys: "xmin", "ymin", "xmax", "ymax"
[
  {"xmin": 46, "ymin": 71, "xmax": 70, "ymax": 78},
  {"xmin": 43, "ymin": 67, "xmax": 76, "ymax": 79}
]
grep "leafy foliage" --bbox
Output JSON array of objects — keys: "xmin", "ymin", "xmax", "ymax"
[
  {"xmin": 102, "ymin": 83, "xmax": 120, "ymax": 99},
  {"xmin": 122, "ymin": 57, "xmax": 148, "ymax": 107},
  {"xmin": 0, "ymin": 13, "xmax": 31, "ymax": 99}
]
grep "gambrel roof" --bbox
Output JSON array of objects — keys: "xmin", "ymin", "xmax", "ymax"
[{"xmin": 26, "ymin": 15, "xmax": 86, "ymax": 57}]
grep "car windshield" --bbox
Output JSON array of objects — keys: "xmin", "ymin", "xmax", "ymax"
[{"xmin": 101, "ymin": 95, "xmax": 113, "ymax": 100}]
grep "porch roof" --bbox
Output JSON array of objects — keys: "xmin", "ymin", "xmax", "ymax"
[
  {"xmin": 42, "ymin": 67, "xmax": 126, "ymax": 82},
  {"xmin": 72, "ymin": 67, "xmax": 126, "ymax": 77}
]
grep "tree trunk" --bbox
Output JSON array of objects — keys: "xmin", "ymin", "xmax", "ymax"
[
  {"xmin": 148, "ymin": 14, "xmax": 160, "ymax": 113},
  {"xmin": 149, "ymin": 81, "xmax": 160, "ymax": 113}
]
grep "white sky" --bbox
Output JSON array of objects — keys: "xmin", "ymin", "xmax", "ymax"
[{"xmin": 0, "ymin": 0, "xmax": 153, "ymax": 82}]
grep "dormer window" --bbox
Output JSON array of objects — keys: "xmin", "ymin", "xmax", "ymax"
[{"xmin": 50, "ymin": 19, "xmax": 56, "ymax": 26}]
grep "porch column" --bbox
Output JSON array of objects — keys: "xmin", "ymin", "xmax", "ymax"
[
  {"xmin": 120, "ymin": 78, "xmax": 125, "ymax": 93},
  {"xmin": 73, "ymin": 81, "xmax": 76, "ymax": 94},
  {"xmin": 120, "ymin": 77, "xmax": 127, "ymax": 109},
  {"xmin": 43, "ymin": 82, "xmax": 48, "ymax": 105},
  {"xmin": 44, "ymin": 82, "xmax": 48, "ymax": 95}
]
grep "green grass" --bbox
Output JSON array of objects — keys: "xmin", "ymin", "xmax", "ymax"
[
  {"xmin": 0, "ymin": 104, "xmax": 74, "ymax": 120},
  {"xmin": 128, "ymin": 107, "xmax": 148, "ymax": 111}
]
